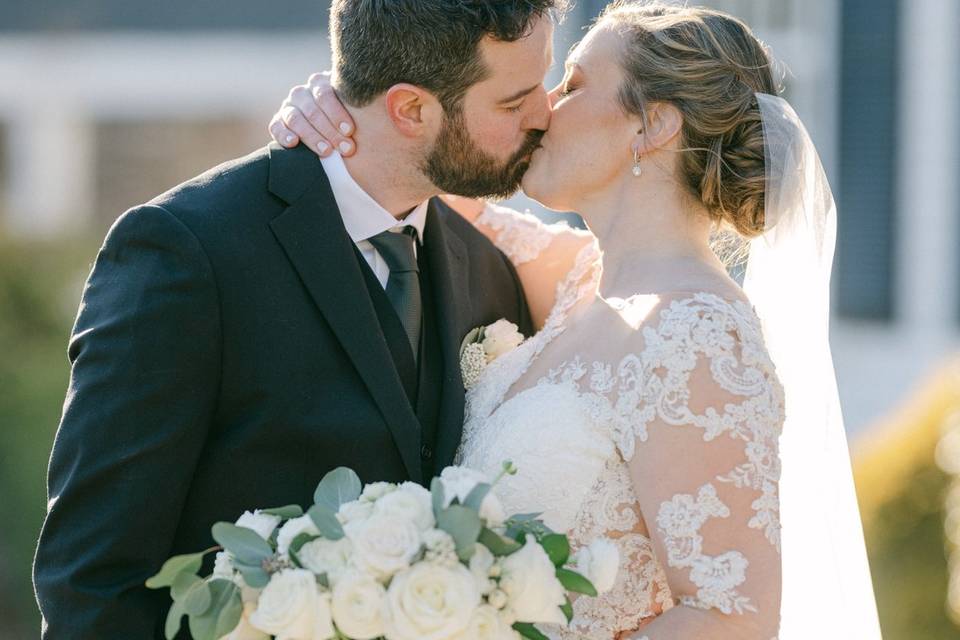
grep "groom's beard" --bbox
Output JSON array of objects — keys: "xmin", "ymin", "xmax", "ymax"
[{"xmin": 421, "ymin": 108, "xmax": 544, "ymax": 199}]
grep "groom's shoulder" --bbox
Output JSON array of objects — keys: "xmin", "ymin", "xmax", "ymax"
[{"xmin": 145, "ymin": 144, "xmax": 277, "ymax": 227}]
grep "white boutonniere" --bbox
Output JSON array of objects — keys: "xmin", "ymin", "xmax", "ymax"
[{"xmin": 459, "ymin": 319, "xmax": 525, "ymax": 390}]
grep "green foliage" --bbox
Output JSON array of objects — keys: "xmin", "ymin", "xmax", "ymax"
[
  {"xmin": 512, "ymin": 621, "xmax": 550, "ymax": 640},
  {"xmin": 313, "ymin": 467, "xmax": 362, "ymax": 512},
  {"xmin": 0, "ymin": 232, "xmax": 102, "ymax": 638},
  {"xmin": 436, "ymin": 504, "xmax": 483, "ymax": 562},
  {"xmin": 307, "ymin": 504, "xmax": 345, "ymax": 540},
  {"xmin": 556, "ymin": 567, "xmax": 597, "ymax": 597}
]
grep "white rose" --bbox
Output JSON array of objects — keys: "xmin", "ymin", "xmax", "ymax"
[
  {"xmin": 219, "ymin": 602, "xmax": 270, "ymax": 640},
  {"xmin": 487, "ymin": 588, "xmax": 508, "ymax": 610},
  {"xmin": 382, "ymin": 563, "xmax": 480, "ymax": 640},
  {"xmin": 330, "ymin": 570, "xmax": 387, "ymax": 640},
  {"xmin": 276, "ymin": 515, "xmax": 320, "ymax": 557},
  {"xmin": 439, "ymin": 466, "xmax": 505, "ymax": 527},
  {"xmin": 297, "ymin": 536, "xmax": 354, "ymax": 587},
  {"xmin": 481, "ymin": 319, "xmax": 524, "ymax": 362},
  {"xmin": 372, "ymin": 482, "xmax": 435, "ymax": 532},
  {"xmin": 469, "ymin": 543, "xmax": 496, "ymax": 595},
  {"xmin": 499, "ymin": 537, "xmax": 567, "ymax": 625},
  {"xmin": 249, "ymin": 569, "xmax": 335, "ymax": 640},
  {"xmin": 346, "ymin": 514, "xmax": 422, "ymax": 582},
  {"xmin": 360, "ymin": 481, "xmax": 398, "ymax": 502},
  {"xmin": 338, "ymin": 499, "xmax": 375, "ymax": 527},
  {"xmin": 572, "ymin": 538, "xmax": 620, "ymax": 594},
  {"xmin": 235, "ymin": 510, "xmax": 282, "ymax": 541},
  {"xmin": 449, "ymin": 605, "xmax": 518, "ymax": 640}
]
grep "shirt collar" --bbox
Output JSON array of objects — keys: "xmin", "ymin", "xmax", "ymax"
[{"xmin": 320, "ymin": 152, "xmax": 429, "ymax": 244}]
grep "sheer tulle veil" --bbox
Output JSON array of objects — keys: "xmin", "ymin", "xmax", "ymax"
[{"xmin": 743, "ymin": 93, "xmax": 883, "ymax": 638}]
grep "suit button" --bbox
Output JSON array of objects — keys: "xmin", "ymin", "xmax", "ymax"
[{"xmin": 420, "ymin": 444, "xmax": 433, "ymax": 459}]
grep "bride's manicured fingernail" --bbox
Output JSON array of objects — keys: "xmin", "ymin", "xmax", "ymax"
[
  {"xmin": 284, "ymin": 134, "xmax": 295, "ymax": 144},
  {"xmin": 339, "ymin": 141, "xmax": 352, "ymax": 153},
  {"xmin": 318, "ymin": 141, "xmax": 330, "ymax": 154},
  {"xmin": 339, "ymin": 122, "xmax": 351, "ymax": 135}
]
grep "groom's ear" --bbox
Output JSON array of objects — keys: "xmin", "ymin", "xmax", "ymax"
[{"xmin": 384, "ymin": 83, "xmax": 443, "ymax": 138}]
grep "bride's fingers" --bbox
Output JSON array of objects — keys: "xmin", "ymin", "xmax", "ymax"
[
  {"xmin": 289, "ymin": 86, "xmax": 352, "ymax": 154},
  {"xmin": 280, "ymin": 105, "xmax": 336, "ymax": 158},
  {"xmin": 268, "ymin": 114, "xmax": 299, "ymax": 148},
  {"xmin": 308, "ymin": 75, "xmax": 356, "ymax": 139}
]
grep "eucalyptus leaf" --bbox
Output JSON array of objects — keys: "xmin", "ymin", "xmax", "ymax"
[
  {"xmin": 307, "ymin": 504, "xmax": 345, "ymax": 540},
  {"xmin": 556, "ymin": 568, "xmax": 597, "ymax": 597},
  {"xmin": 188, "ymin": 580, "xmax": 243, "ymax": 640},
  {"xmin": 288, "ymin": 532, "xmax": 321, "ymax": 568},
  {"xmin": 436, "ymin": 504, "xmax": 483, "ymax": 561},
  {"xmin": 540, "ymin": 534, "xmax": 570, "ymax": 567},
  {"xmin": 478, "ymin": 527, "xmax": 522, "ymax": 556},
  {"xmin": 463, "ymin": 482, "xmax": 492, "ymax": 512},
  {"xmin": 165, "ymin": 600, "xmax": 187, "ymax": 640},
  {"xmin": 431, "ymin": 477, "xmax": 446, "ymax": 517},
  {"xmin": 234, "ymin": 562, "xmax": 270, "ymax": 589},
  {"xmin": 260, "ymin": 504, "xmax": 304, "ymax": 519},
  {"xmin": 183, "ymin": 579, "xmax": 213, "ymax": 616},
  {"xmin": 505, "ymin": 515, "xmax": 552, "ymax": 540},
  {"xmin": 170, "ymin": 571, "xmax": 201, "ymax": 601},
  {"xmin": 513, "ymin": 622, "xmax": 550, "ymax": 640},
  {"xmin": 211, "ymin": 522, "xmax": 273, "ymax": 566},
  {"xmin": 313, "ymin": 467, "xmax": 362, "ymax": 511},
  {"xmin": 146, "ymin": 551, "xmax": 206, "ymax": 589}
]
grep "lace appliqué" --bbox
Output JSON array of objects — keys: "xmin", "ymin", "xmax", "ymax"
[
  {"xmin": 476, "ymin": 202, "xmax": 568, "ymax": 266},
  {"xmin": 656, "ymin": 484, "xmax": 755, "ymax": 615}
]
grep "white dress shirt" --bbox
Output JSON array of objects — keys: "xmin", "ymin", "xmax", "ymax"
[{"xmin": 320, "ymin": 152, "xmax": 429, "ymax": 289}]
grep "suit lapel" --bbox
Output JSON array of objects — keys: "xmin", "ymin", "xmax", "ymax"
[
  {"xmin": 266, "ymin": 143, "xmax": 422, "ymax": 481},
  {"xmin": 422, "ymin": 200, "xmax": 473, "ymax": 468}
]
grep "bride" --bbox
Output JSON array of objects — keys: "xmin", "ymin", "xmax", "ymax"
[{"xmin": 272, "ymin": 2, "xmax": 880, "ymax": 638}]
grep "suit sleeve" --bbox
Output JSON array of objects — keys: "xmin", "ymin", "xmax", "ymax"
[{"xmin": 33, "ymin": 204, "xmax": 222, "ymax": 638}]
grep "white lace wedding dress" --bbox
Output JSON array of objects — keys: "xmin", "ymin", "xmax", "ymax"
[{"xmin": 456, "ymin": 205, "xmax": 785, "ymax": 639}]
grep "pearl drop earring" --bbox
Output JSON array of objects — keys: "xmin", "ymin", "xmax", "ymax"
[{"xmin": 632, "ymin": 148, "xmax": 642, "ymax": 177}]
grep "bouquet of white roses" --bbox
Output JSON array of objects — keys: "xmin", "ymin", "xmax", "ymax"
[{"xmin": 147, "ymin": 462, "xmax": 618, "ymax": 640}]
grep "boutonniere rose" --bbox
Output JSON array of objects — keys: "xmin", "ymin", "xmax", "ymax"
[{"xmin": 459, "ymin": 319, "xmax": 525, "ymax": 390}]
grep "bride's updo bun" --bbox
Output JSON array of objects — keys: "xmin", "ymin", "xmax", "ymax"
[{"xmin": 600, "ymin": 1, "xmax": 779, "ymax": 237}]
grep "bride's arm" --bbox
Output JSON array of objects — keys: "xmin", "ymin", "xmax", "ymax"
[
  {"xmin": 269, "ymin": 74, "xmax": 596, "ymax": 329},
  {"xmin": 617, "ymin": 302, "xmax": 783, "ymax": 639}
]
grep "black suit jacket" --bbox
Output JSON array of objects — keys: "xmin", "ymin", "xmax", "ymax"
[{"xmin": 33, "ymin": 143, "xmax": 532, "ymax": 638}]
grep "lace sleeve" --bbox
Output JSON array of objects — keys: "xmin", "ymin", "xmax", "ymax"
[
  {"xmin": 621, "ymin": 295, "xmax": 785, "ymax": 639},
  {"xmin": 476, "ymin": 202, "xmax": 597, "ymax": 330}
]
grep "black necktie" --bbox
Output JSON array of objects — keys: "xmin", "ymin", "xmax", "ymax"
[{"xmin": 368, "ymin": 227, "xmax": 422, "ymax": 361}]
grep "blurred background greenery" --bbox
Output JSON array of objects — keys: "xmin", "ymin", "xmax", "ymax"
[{"xmin": 3, "ymin": 0, "xmax": 960, "ymax": 638}]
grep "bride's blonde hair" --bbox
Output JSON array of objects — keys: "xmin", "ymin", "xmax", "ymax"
[{"xmin": 599, "ymin": 1, "xmax": 781, "ymax": 240}]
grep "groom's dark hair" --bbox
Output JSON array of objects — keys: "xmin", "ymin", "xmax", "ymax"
[{"xmin": 330, "ymin": 0, "xmax": 566, "ymax": 112}]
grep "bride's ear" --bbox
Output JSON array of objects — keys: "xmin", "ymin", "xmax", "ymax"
[{"xmin": 633, "ymin": 102, "xmax": 683, "ymax": 155}]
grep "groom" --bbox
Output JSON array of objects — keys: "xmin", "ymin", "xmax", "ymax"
[{"xmin": 33, "ymin": 0, "xmax": 562, "ymax": 637}]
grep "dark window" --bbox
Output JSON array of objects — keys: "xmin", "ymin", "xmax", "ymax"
[{"xmin": 835, "ymin": 0, "xmax": 899, "ymax": 320}]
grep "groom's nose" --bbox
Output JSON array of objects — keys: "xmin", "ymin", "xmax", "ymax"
[{"xmin": 523, "ymin": 86, "xmax": 552, "ymax": 133}]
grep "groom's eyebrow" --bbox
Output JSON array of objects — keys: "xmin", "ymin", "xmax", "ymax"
[{"xmin": 498, "ymin": 83, "xmax": 541, "ymax": 105}]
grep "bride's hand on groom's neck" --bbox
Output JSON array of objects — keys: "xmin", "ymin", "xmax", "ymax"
[{"xmin": 269, "ymin": 71, "xmax": 358, "ymax": 158}]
